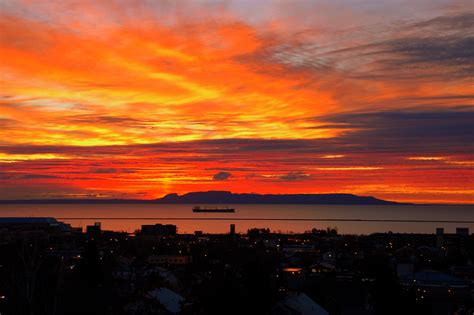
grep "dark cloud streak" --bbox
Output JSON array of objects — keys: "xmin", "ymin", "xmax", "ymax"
[{"xmin": 212, "ymin": 171, "xmax": 232, "ymax": 181}]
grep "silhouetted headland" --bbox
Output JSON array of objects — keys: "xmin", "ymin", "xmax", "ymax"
[{"xmin": 0, "ymin": 190, "xmax": 405, "ymax": 205}]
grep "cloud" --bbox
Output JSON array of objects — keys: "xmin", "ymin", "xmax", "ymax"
[
  {"xmin": 90, "ymin": 168, "xmax": 118, "ymax": 174},
  {"xmin": 359, "ymin": 35, "xmax": 474, "ymax": 80},
  {"xmin": 212, "ymin": 171, "xmax": 232, "ymax": 181},
  {"xmin": 0, "ymin": 2, "xmax": 472, "ymax": 203},
  {"xmin": 412, "ymin": 12, "xmax": 474, "ymax": 32},
  {"xmin": 1, "ymin": 107, "xmax": 473, "ymax": 162},
  {"xmin": 90, "ymin": 167, "xmax": 136, "ymax": 174},
  {"xmin": 0, "ymin": 118, "xmax": 17, "ymax": 128},
  {"xmin": 279, "ymin": 172, "xmax": 312, "ymax": 181},
  {"xmin": 20, "ymin": 174, "xmax": 59, "ymax": 179},
  {"xmin": 320, "ymin": 108, "xmax": 474, "ymax": 153},
  {"xmin": 351, "ymin": 13, "xmax": 474, "ymax": 80},
  {"xmin": 65, "ymin": 115, "xmax": 147, "ymax": 127},
  {"xmin": 0, "ymin": 173, "xmax": 59, "ymax": 180},
  {"xmin": 255, "ymin": 12, "xmax": 474, "ymax": 80}
]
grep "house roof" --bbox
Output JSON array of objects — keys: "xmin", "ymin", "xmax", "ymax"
[
  {"xmin": 147, "ymin": 287, "xmax": 184, "ymax": 314},
  {"xmin": 282, "ymin": 292, "xmax": 329, "ymax": 315}
]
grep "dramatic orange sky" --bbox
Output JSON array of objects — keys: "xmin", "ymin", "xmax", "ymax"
[{"xmin": 0, "ymin": 0, "xmax": 473, "ymax": 203}]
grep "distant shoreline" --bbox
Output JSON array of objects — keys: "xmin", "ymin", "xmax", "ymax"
[{"xmin": 2, "ymin": 200, "xmax": 472, "ymax": 206}]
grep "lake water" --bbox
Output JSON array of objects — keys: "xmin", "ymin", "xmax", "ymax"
[{"xmin": 0, "ymin": 204, "xmax": 473, "ymax": 234}]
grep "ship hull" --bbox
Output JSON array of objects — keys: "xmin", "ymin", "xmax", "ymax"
[{"xmin": 192, "ymin": 208, "xmax": 235, "ymax": 213}]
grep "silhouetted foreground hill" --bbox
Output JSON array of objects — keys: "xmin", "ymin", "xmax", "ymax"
[{"xmin": 0, "ymin": 191, "xmax": 403, "ymax": 205}]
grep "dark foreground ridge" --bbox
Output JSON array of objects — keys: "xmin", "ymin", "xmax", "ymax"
[{"xmin": 0, "ymin": 190, "xmax": 404, "ymax": 205}]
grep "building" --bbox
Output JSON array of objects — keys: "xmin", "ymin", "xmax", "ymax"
[
  {"xmin": 397, "ymin": 263, "xmax": 414, "ymax": 278},
  {"xmin": 146, "ymin": 287, "xmax": 185, "ymax": 314},
  {"xmin": 450, "ymin": 265, "xmax": 474, "ymax": 281},
  {"xmin": 456, "ymin": 227, "xmax": 469, "ymax": 236},
  {"xmin": 148, "ymin": 255, "xmax": 191, "ymax": 265},
  {"xmin": 399, "ymin": 270, "xmax": 469, "ymax": 288},
  {"xmin": 86, "ymin": 222, "xmax": 101, "ymax": 237},
  {"xmin": 230, "ymin": 224, "xmax": 235, "ymax": 237},
  {"xmin": 282, "ymin": 245, "xmax": 316, "ymax": 257},
  {"xmin": 0, "ymin": 217, "xmax": 77, "ymax": 244},
  {"xmin": 435, "ymin": 228, "xmax": 444, "ymax": 247},
  {"xmin": 399, "ymin": 270, "xmax": 471, "ymax": 314},
  {"xmin": 0, "ymin": 217, "xmax": 71, "ymax": 231},
  {"xmin": 141, "ymin": 224, "xmax": 177, "ymax": 236},
  {"xmin": 272, "ymin": 292, "xmax": 329, "ymax": 315}
]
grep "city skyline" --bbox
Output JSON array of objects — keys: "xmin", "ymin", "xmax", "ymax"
[{"xmin": 1, "ymin": 0, "xmax": 473, "ymax": 203}]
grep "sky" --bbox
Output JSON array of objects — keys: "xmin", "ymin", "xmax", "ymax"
[{"xmin": 0, "ymin": 0, "xmax": 473, "ymax": 203}]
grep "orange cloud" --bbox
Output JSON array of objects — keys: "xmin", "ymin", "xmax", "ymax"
[{"xmin": 0, "ymin": 1, "xmax": 473, "ymax": 203}]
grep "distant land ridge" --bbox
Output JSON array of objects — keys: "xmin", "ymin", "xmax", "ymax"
[{"xmin": 0, "ymin": 191, "xmax": 404, "ymax": 205}]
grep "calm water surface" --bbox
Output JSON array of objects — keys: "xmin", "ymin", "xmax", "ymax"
[{"xmin": 0, "ymin": 204, "xmax": 473, "ymax": 234}]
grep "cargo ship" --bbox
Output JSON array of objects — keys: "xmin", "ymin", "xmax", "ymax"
[{"xmin": 192, "ymin": 206, "xmax": 235, "ymax": 213}]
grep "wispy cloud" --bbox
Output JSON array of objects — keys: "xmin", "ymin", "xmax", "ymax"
[{"xmin": 0, "ymin": 1, "xmax": 472, "ymax": 203}]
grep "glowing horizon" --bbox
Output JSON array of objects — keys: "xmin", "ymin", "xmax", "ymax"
[{"xmin": 1, "ymin": 1, "xmax": 473, "ymax": 203}]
